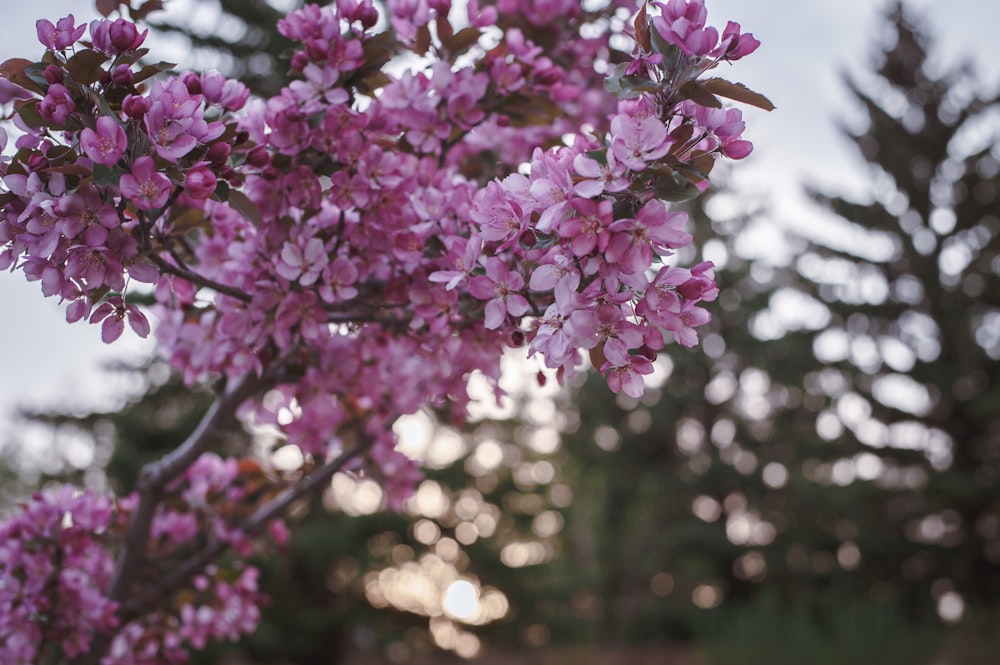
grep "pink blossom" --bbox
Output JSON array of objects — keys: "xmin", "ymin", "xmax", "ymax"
[
  {"xmin": 717, "ymin": 20, "xmax": 760, "ymax": 60},
  {"xmin": 573, "ymin": 149, "xmax": 629, "ymax": 197},
  {"xmin": 609, "ymin": 113, "xmax": 672, "ymax": 171},
  {"xmin": 90, "ymin": 18, "xmax": 147, "ymax": 55},
  {"xmin": 276, "ymin": 237, "xmax": 329, "ymax": 286},
  {"xmin": 120, "ymin": 156, "xmax": 173, "ymax": 210},
  {"xmin": 184, "ymin": 163, "xmax": 219, "ymax": 199},
  {"xmin": 80, "ymin": 116, "xmax": 128, "ymax": 166},
  {"xmin": 602, "ymin": 354, "xmax": 654, "ymax": 398},
  {"xmin": 199, "ymin": 70, "xmax": 251, "ymax": 111},
  {"xmin": 468, "ymin": 257, "xmax": 529, "ymax": 329},
  {"xmin": 36, "ymin": 14, "xmax": 86, "ymax": 51},
  {"xmin": 39, "ymin": 83, "xmax": 75, "ymax": 124},
  {"xmin": 319, "ymin": 255, "xmax": 360, "ymax": 302}
]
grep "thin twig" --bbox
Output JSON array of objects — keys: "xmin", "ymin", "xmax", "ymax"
[{"xmin": 149, "ymin": 254, "xmax": 253, "ymax": 302}]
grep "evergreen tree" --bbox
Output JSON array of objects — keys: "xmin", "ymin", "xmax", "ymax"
[
  {"xmin": 796, "ymin": 0, "xmax": 1000, "ymax": 608},
  {"xmin": 545, "ymin": 2, "xmax": 1000, "ymax": 660}
]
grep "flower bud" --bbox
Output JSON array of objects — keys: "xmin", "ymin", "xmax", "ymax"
[
  {"xmin": 358, "ymin": 3, "xmax": 379, "ymax": 28},
  {"xmin": 27, "ymin": 153, "xmax": 49, "ymax": 171},
  {"xmin": 533, "ymin": 65, "xmax": 563, "ymax": 86},
  {"xmin": 122, "ymin": 94, "xmax": 149, "ymax": 120},
  {"xmin": 245, "ymin": 146, "xmax": 271, "ymax": 168},
  {"xmin": 206, "ymin": 142, "xmax": 231, "ymax": 166},
  {"xmin": 109, "ymin": 19, "xmax": 147, "ymax": 53},
  {"xmin": 43, "ymin": 65, "xmax": 63, "ymax": 85},
  {"xmin": 184, "ymin": 163, "xmax": 218, "ymax": 199},
  {"xmin": 111, "ymin": 64, "xmax": 134, "ymax": 87},
  {"xmin": 180, "ymin": 71, "xmax": 202, "ymax": 95},
  {"xmin": 290, "ymin": 52, "xmax": 309, "ymax": 72}
]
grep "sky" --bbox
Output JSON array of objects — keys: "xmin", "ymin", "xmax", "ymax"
[{"xmin": 0, "ymin": 0, "xmax": 998, "ymax": 424}]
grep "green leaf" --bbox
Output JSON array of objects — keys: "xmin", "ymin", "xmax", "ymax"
[
  {"xmin": 14, "ymin": 101, "xmax": 46, "ymax": 130},
  {"xmin": 66, "ymin": 50, "xmax": 111, "ymax": 85},
  {"xmin": 93, "ymin": 163, "xmax": 124, "ymax": 187},
  {"xmin": 701, "ymin": 78, "xmax": 776, "ymax": 111},
  {"xmin": 604, "ymin": 62, "xmax": 661, "ymax": 100},
  {"xmin": 25, "ymin": 63, "xmax": 50, "ymax": 93},
  {"xmin": 649, "ymin": 169, "xmax": 702, "ymax": 202},
  {"xmin": 212, "ymin": 180, "xmax": 231, "ymax": 202},
  {"xmin": 649, "ymin": 26, "xmax": 680, "ymax": 61},
  {"xmin": 88, "ymin": 90, "xmax": 128, "ymax": 131}
]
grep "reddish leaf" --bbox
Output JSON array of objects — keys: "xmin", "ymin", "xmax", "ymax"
[
  {"xmin": 442, "ymin": 27, "xmax": 482, "ymax": 56},
  {"xmin": 0, "ymin": 58, "xmax": 45, "ymax": 95},
  {"xmin": 435, "ymin": 14, "xmax": 454, "ymax": 42},
  {"xmin": 680, "ymin": 80, "xmax": 721, "ymax": 108},
  {"xmin": 133, "ymin": 61, "xmax": 177, "ymax": 85},
  {"xmin": 701, "ymin": 78, "xmax": 776, "ymax": 111},
  {"xmin": 412, "ymin": 25, "xmax": 432, "ymax": 56},
  {"xmin": 589, "ymin": 342, "xmax": 608, "ymax": 370},
  {"xmin": 633, "ymin": 3, "xmax": 651, "ymax": 53},
  {"xmin": 226, "ymin": 190, "xmax": 262, "ymax": 227},
  {"xmin": 96, "ymin": 0, "xmax": 120, "ymax": 17},
  {"xmin": 134, "ymin": 0, "xmax": 165, "ymax": 20},
  {"xmin": 66, "ymin": 50, "xmax": 111, "ymax": 85}
]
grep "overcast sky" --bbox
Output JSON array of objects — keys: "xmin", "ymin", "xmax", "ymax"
[{"xmin": 1, "ymin": 0, "xmax": 998, "ymax": 421}]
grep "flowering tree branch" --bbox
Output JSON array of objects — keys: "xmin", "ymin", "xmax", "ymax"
[
  {"xmin": 121, "ymin": 439, "xmax": 369, "ymax": 624},
  {"xmin": 106, "ymin": 371, "xmax": 266, "ymax": 605},
  {"xmin": 0, "ymin": 0, "xmax": 771, "ymax": 662}
]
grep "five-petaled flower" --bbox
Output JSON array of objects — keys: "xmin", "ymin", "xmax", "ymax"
[
  {"xmin": 120, "ymin": 156, "xmax": 173, "ymax": 210},
  {"xmin": 468, "ymin": 257, "xmax": 530, "ymax": 329},
  {"xmin": 80, "ymin": 117, "xmax": 128, "ymax": 166}
]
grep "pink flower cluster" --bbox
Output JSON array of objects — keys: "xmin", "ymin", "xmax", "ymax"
[
  {"xmin": 0, "ymin": 486, "xmax": 118, "ymax": 665},
  {"xmin": 0, "ymin": 457, "xmax": 279, "ymax": 664},
  {"xmin": 104, "ymin": 565, "xmax": 263, "ymax": 665},
  {"xmin": 0, "ymin": 0, "xmax": 767, "ymax": 660}
]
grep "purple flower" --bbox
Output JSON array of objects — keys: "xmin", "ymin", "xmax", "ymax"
[
  {"xmin": 90, "ymin": 18, "xmax": 147, "ymax": 55},
  {"xmin": 609, "ymin": 113, "xmax": 672, "ymax": 171},
  {"xmin": 468, "ymin": 257, "xmax": 529, "ymax": 329},
  {"xmin": 80, "ymin": 117, "xmax": 128, "ymax": 166},
  {"xmin": 184, "ymin": 163, "xmax": 218, "ymax": 199},
  {"xmin": 38, "ymin": 84, "xmax": 74, "ymax": 124},
  {"xmin": 120, "ymin": 156, "xmax": 173, "ymax": 210},
  {"xmin": 36, "ymin": 15, "xmax": 86, "ymax": 51}
]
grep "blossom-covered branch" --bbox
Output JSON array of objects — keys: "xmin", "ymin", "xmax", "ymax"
[{"xmin": 0, "ymin": 0, "xmax": 770, "ymax": 662}]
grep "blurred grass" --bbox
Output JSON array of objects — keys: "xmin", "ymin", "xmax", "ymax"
[{"xmin": 691, "ymin": 591, "xmax": 944, "ymax": 665}]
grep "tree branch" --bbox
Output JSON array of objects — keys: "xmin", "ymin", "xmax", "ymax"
[
  {"xmin": 149, "ymin": 254, "xmax": 254, "ymax": 303},
  {"xmin": 119, "ymin": 440, "xmax": 371, "ymax": 622},
  {"xmin": 70, "ymin": 372, "xmax": 266, "ymax": 665}
]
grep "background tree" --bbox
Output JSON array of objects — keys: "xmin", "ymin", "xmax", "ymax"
[{"xmin": 522, "ymin": 3, "xmax": 1000, "ymax": 663}]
